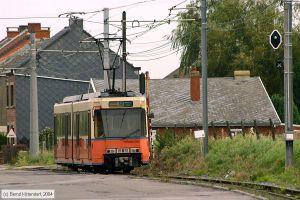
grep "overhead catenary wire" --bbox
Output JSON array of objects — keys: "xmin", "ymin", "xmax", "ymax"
[
  {"xmin": 0, "ymin": 16, "xmax": 68, "ymax": 20},
  {"xmin": 1, "ymin": 0, "xmax": 190, "ymax": 76},
  {"xmin": 127, "ymin": 48, "xmax": 181, "ymax": 62},
  {"xmin": 57, "ymin": 0, "xmax": 157, "ymax": 19},
  {"xmin": 128, "ymin": 42, "xmax": 172, "ymax": 54},
  {"xmin": 130, "ymin": 38, "xmax": 169, "ymax": 45},
  {"xmin": 128, "ymin": 48, "xmax": 174, "ymax": 57},
  {"xmin": 29, "ymin": 49, "xmax": 99, "ymax": 53}
]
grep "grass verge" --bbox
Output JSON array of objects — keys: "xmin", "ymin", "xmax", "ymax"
[
  {"xmin": 14, "ymin": 150, "xmax": 55, "ymax": 166},
  {"xmin": 134, "ymin": 134, "xmax": 300, "ymax": 189}
]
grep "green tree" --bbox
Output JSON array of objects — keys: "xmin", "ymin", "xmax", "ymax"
[
  {"xmin": 172, "ymin": 0, "xmax": 300, "ymax": 110},
  {"xmin": 39, "ymin": 127, "xmax": 54, "ymax": 150},
  {"xmin": 271, "ymin": 94, "xmax": 300, "ymax": 124}
]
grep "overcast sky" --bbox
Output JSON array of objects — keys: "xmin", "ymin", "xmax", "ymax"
[{"xmin": 0, "ymin": 0, "xmax": 190, "ymax": 79}]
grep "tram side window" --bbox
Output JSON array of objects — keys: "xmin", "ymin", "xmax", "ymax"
[
  {"xmin": 94, "ymin": 110, "xmax": 104, "ymax": 138},
  {"xmin": 54, "ymin": 114, "xmax": 63, "ymax": 138},
  {"xmin": 79, "ymin": 111, "xmax": 89, "ymax": 137},
  {"xmin": 66, "ymin": 114, "xmax": 71, "ymax": 137},
  {"xmin": 73, "ymin": 113, "xmax": 78, "ymax": 138},
  {"xmin": 54, "ymin": 113, "xmax": 72, "ymax": 138},
  {"xmin": 141, "ymin": 109, "xmax": 146, "ymax": 136}
]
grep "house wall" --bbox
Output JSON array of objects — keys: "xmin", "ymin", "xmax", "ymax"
[
  {"xmin": 153, "ymin": 125, "xmax": 283, "ymax": 139},
  {"xmin": 0, "ymin": 76, "xmax": 7, "ymax": 127},
  {"xmin": 6, "ymin": 75, "xmax": 16, "ymax": 134},
  {"xmin": 15, "ymin": 76, "xmax": 89, "ymax": 144}
]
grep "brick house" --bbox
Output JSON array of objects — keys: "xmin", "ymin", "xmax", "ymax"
[
  {"xmin": 92, "ymin": 70, "xmax": 282, "ymax": 137},
  {"xmin": 0, "ymin": 18, "xmax": 138, "ymax": 143}
]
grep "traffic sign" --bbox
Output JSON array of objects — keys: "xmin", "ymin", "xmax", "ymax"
[
  {"xmin": 6, "ymin": 129, "xmax": 16, "ymax": 138},
  {"xmin": 269, "ymin": 30, "xmax": 282, "ymax": 49}
]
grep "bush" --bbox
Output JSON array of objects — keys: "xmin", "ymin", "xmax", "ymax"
[
  {"xmin": 2, "ymin": 144, "xmax": 28, "ymax": 164},
  {"xmin": 0, "ymin": 134, "xmax": 6, "ymax": 150},
  {"xmin": 154, "ymin": 130, "xmax": 177, "ymax": 153},
  {"xmin": 15, "ymin": 150, "xmax": 54, "ymax": 166},
  {"xmin": 271, "ymin": 93, "xmax": 300, "ymax": 124},
  {"xmin": 144, "ymin": 134, "xmax": 300, "ymax": 188},
  {"xmin": 158, "ymin": 136, "xmax": 203, "ymax": 174},
  {"xmin": 40, "ymin": 127, "xmax": 54, "ymax": 150}
]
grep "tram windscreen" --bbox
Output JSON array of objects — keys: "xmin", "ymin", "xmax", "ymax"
[{"xmin": 94, "ymin": 108, "xmax": 146, "ymax": 138}]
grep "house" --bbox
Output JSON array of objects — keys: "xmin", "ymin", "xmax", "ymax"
[
  {"xmin": 0, "ymin": 18, "xmax": 138, "ymax": 143},
  {"xmin": 91, "ymin": 70, "xmax": 282, "ymax": 137}
]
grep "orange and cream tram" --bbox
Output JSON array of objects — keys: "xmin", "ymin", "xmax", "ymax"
[{"xmin": 54, "ymin": 91, "xmax": 150, "ymax": 173}]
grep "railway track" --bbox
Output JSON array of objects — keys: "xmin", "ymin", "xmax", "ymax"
[
  {"xmin": 11, "ymin": 165, "xmax": 300, "ymax": 199},
  {"xmin": 134, "ymin": 174, "xmax": 300, "ymax": 200}
]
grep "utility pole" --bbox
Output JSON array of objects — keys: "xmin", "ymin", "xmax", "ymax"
[
  {"xmin": 29, "ymin": 33, "xmax": 39, "ymax": 157},
  {"xmin": 201, "ymin": 0, "xmax": 209, "ymax": 157},
  {"xmin": 103, "ymin": 8, "xmax": 111, "ymax": 90},
  {"xmin": 122, "ymin": 11, "xmax": 127, "ymax": 93},
  {"xmin": 284, "ymin": 0, "xmax": 294, "ymax": 167}
]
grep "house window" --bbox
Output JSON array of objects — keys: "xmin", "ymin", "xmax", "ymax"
[
  {"xmin": 10, "ymin": 85, "xmax": 14, "ymax": 106},
  {"xmin": 6, "ymin": 85, "xmax": 9, "ymax": 107}
]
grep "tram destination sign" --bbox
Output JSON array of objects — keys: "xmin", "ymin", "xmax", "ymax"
[{"xmin": 109, "ymin": 101, "xmax": 133, "ymax": 108}]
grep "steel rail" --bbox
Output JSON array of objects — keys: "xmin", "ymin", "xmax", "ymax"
[{"xmin": 163, "ymin": 175, "xmax": 300, "ymax": 200}]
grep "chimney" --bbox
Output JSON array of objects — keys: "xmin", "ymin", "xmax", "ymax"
[
  {"xmin": 6, "ymin": 23, "xmax": 50, "ymax": 39},
  {"xmin": 234, "ymin": 70, "xmax": 250, "ymax": 80},
  {"xmin": 28, "ymin": 23, "xmax": 41, "ymax": 33},
  {"xmin": 6, "ymin": 27, "xmax": 19, "ymax": 38},
  {"xmin": 27, "ymin": 23, "xmax": 50, "ymax": 39},
  {"xmin": 190, "ymin": 68, "xmax": 200, "ymax": 101},
  {"xmin": 69, "ymin": 18, "xmax": 83, "ymax": 31},
  {"xmin": 18, "ymin": 25, "xmax": 28, "ymax": 33}
]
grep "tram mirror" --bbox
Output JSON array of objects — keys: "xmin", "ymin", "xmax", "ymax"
[
  {"xmin": 148, "ymin": 112, "xmax": 154, "ymax": 119},
  {"xmin": 139, "ymin": 73, "xmax": 145, "ymax": 95}
]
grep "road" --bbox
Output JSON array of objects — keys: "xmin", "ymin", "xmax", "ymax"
[{"xmin": 0, "ymin": 167, "xmax": 256, "ymax": 200}]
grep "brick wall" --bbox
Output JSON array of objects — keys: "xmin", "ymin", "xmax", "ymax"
[
  {"xmin": 0, "ymin": 77, "xmax": 7, "ymax": 126},
  {"xmin": 154, "ymin": 124, "xmax": 283, "ymax": 139},
  {"xmin": 6, "ymin": 75, "xmax": 16, "ymax": 134}
]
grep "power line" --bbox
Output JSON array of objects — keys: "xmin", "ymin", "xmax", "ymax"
[
  {"xmin": 128, "ymin": 48, "xmax": 174, "ymax": 57},
  {"xmin": 30, "ymin": 49, "xmax": 99, "ymax": 53},
  {"xmin": 127, "ymin": 48, "xmax": 180, "ymax": 61},
  {"xmin": 109, "ymin": 0, "xmax": 156, "ymax": 11},
  {"xmin": 0, "ymin": 16, "xmax": 68, "ymax": 20},
  {"xmin": 130, "ymin": 39, "xmax": 169, "ymax": 45},
  {"xmin": 128, "ymin": 42, "xmax": 172, "ymax": 54},
  {"xmin": 129, "ymin": 16, "xmax": 179, "ymax": 41}
]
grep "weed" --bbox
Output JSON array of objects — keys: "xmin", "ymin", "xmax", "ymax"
[
  {"xmin": 145, "ymin": 133, "xmax": 300, "ymax": 189},
  {"xmin": 15, "ymin": 150, "xmax": 55, "ymax": 166}
]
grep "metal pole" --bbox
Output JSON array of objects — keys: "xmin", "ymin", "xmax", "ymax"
[
  {"xmin": 284, "ymin": 0, "xmax": 294, "ymax": 167},
  {"xmin": 103, "ymin": 8, "xmax": 111, "ymax": 90},
  {"xmin": 201, "ymin": 0, "xmax": 209, "ymax": 156},
  {"xmin": 29, "ymin": 33, "xmax": 39, "ymax": 157},
  {"xmin": 122, "ymin": 11, "xmax": 127, "ymax": 93}
]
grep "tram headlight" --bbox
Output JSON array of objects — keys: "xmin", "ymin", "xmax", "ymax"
[
  {"xmin": 130, "ymin": 148, "xmax": 140, "ymax": 153},
  {"xmin": 106, "ymin": 148, "xmax": 116, "ymax": 154}
]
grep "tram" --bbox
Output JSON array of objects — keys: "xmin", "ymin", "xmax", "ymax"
[{"xmin": 54, "ymin": 91, "xmax": 151, "ymax": 173}]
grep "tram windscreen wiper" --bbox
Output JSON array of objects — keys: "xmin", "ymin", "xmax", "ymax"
[
  {"xmin": 122, "ymin": 129, "xmax": 141, "ymax": 139},
  {"xmin": 119, "ymin": 109, "xmax": 127, "ymax": 131}
]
